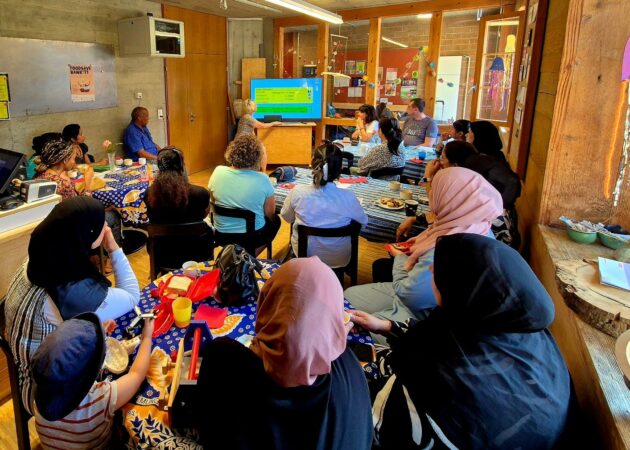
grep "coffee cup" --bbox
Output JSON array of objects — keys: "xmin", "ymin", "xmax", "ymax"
[
  {"xmin": 400, "ymin": 189, "xmax": 413, "ymax": 200},
  {"xmin": 67, "ymin": 170, "xmax": 78, "ymax": 179},
  {"xmin": 138, "ymin": 157, "xmax": 147, "ymax": 166},
  {"xmin": 182, "ymin": 261, "xmax": 200, "ymax": 278},
  {"xmin": 389, "ymin": 181, "xmax": 401, "ymax": 191},
  {"xmin": 124, "ymin": 158, "xmax": 133, "ymax": 167},
  {"xmin": 342, "ymin": 137, "xmax": 351, "ymax": 143},
  {"xmin": 404, "ymin": 200, "xmax": 419, "ymax": 217},
  {"xmin": 115, "ymin": 158, "xmax": 123, "ymax": 166}
]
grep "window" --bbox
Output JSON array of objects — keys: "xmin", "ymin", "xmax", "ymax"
[{"xmin": 282, "ymin": 25, "xmax": 318, "ymax": 78}]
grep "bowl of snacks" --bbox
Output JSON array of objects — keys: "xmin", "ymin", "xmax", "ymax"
[
  {"xmin": 598, "ymin": 231, "xmax": 630, "ymax": 250},
  {"xmin": 559, "ymin": 216, "xmax": 597, "ymax": 244}
]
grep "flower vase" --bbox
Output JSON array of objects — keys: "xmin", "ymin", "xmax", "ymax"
[{"xmin": 108, "ymin": 152, "xmax": 116, "ymax": 171}]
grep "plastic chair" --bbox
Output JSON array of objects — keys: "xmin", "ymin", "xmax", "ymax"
[
  {"xmin": 369, "ymin": 166, "xmax": 405, "ymax": 180},
  {"xmin": 211, "ymin": 203, "xmax": 273, "ymax": 259},
  {"xmin": 147, "ymin": 222, "xmax": 214, "ymax": 280},
  {"xmin": 0, "ymin": 302, "xmax": 32, "ymax": 450},
  {"xmin": 297, "ymin": 220, "xmax": 362, "ymax": 286}
]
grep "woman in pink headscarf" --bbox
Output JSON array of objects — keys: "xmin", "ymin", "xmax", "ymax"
[
  {"xmin": 345, "ymin": 167, "xmax": 503, "ymax": 343},
  {"xmin": 195, "ymin": 257, "xmax": 373, "ymax": 450}
]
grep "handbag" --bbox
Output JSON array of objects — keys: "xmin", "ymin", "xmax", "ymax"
[
  {"xmin": 269, "ymin": 166, "xmax": 297, "ymax": 182},
  {"xmin": 215, "ymin": 244, "xmax": 263, "ymax": 306}
]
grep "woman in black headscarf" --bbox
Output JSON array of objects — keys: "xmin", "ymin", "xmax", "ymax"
[
  {"xmin": 2, "ymin": 197, "xmax": 140, "ymax": 414},
  {"xmin": 352, "ymin": 233, "xmax": 572, "ymax": 449},
  {"xmin": 467, "ymin": 120, "xmax": 506, "ymax": 161}
]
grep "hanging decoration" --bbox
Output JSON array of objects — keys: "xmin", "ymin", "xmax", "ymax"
[{"xmin": 488, "ymin": 56, "xmax": 506, "ymax": 112}]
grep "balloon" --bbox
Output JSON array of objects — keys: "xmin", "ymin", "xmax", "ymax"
[
  {"xmin": 363, "ymin": 75, "xmax": 369, "ymax": 81},
  {"xmin": 438, "ymin": 78, "xmax": 444, "ymax": 83},
  {"xmin": 429, "ymin": 62, "xmax": 435, "ymax": 69},
  {"xmin": 405, "ymin": 62, "xmax": 413, "ymax": 69},
  {"xmin": 412, "ymin": 55, "xmax": 420, "ymax": 62},
  {"xmin": 412, "ymin": 70, "xmax": 419, "ymax": 78},
  {"xmin": 369, "ymin": 82, "xmax": 375, "ymax": 89},
  {"xmin": 447, "ymin": 82, "xmax": 454, "ymax": 87},
  {"xmin": 395, "ymin": 78, "xmax": 401, "ymax": 85}
]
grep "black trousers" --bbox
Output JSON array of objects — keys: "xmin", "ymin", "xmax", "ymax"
[{"xmin": 372, "ymin": 257, "xmax": 394, "ymax": 283}]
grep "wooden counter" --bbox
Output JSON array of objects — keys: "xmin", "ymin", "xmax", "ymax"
[
  {"xmin": 535, "ymin": 226, "xmax": 630, "ymax": 449},
  {"xmin": 257, "ymin": 122, "xmax": 316, "ymax": 165}
]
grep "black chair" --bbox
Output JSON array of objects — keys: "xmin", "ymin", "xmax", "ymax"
[
  {"xmin": 0, "ymin": 302, "xmax": 32, "ymax": 450},
  {"xmin": 341, "ymin": 151, "xmax": 355, "ymax": 175},
  {"xmin": 211, "ymin": 203, "xmax": 273, "ymax": 259},
  {"xmin": 369, "ymin": 166, "xmax": 405, "ymax": 180},
  {"xmin": 297, "ymin": 220, "xmax": 362, "ymax": 286},
  {"xmin": 147, "ymin": 222, "xmax": 214, "ymax": 280}
]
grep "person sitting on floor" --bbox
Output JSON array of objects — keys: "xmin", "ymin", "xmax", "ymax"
[
  {"xmin": 352, "ymin": 104, "xmax": 379, "ymax": 143},
  {"xmin": 350, "ymin": 233, "xmax": 572, "ymax": 450},
  {"xmin": 123, "ymin": 106, "xmax": 160, "ymax": 161},
  {"xmin": 62, "ymin": 123, "xmax": 106, "ymax": 166},
  {"xmin": 27, "ymin": 132, "xmax": 62, "ymax": 179},
  {"xmin": 2, "ymin": 197, "xmax": 140, "ymax": 414},
  {"xmin": 196, "ymin": 257, "xmax": 373, "ymax": 450},
  {"xmin": 280, "ymin": 142, "xmax": 367, "ymax": 269},
  {"xmin": 208, "ymin": 135, "xmax": 280, "ymax": 252},
  {"xmin": 32, "ymin": 313, "xmax": 153, "ymax": 450},
  {"xmin": 146, "ymin": 146, "xmax": 212, "ymax": 269},
  {"xmin": 235, "ymin": 99, "xmax": 282, "ymax": 139},
  {"xmin": 356, "ymin": 118, "xmax": 405, "ymax": 180},
  {"xmin": 35, "ymin": 139, "xmax": 122, "ymax": 246},
  {"xmin": 344, "ymin": 167, "xmax": 503, "ymax": 344}
]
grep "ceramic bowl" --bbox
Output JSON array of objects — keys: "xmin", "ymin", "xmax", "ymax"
[
  {"xmin": 566, "ymin": 226, "xmax": 597, "ymax": 244},
  {"xmin": 598, "ymin": 232, "xmax": 629, "ymax": 250}
]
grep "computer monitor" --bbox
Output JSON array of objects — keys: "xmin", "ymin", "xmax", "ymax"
[{"xmin": 0, "ymin": 148, "xmax": 26, "ymax": 195}]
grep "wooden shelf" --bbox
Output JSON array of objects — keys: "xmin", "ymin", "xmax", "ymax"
[{"xmin": 323, "ymin": 117, "xmax": 355, "ymax": 126}]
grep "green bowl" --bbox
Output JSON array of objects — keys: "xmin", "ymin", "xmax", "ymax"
[
  {"xmin": 566, "ymin": 226, "xmax": 597, "ymax": 244},
  {"xmin": 598, "ymin": 232, "xmax": 629, "ymax": 250}
]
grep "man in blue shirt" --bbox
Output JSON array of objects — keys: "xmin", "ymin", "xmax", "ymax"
[{"xmin": 123, "ymin": 107, "xmax": 160, "ymax": 161}]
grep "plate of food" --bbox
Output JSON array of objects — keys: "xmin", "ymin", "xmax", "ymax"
[{"xmin": 376, "ymin": 197, "xmax": 405, "ymax": 210}]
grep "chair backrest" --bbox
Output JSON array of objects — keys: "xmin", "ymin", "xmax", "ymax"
[
  {"xmin": 369, "ymin": 166, "xmax": 405, "ymax": 179},
  {"xmin": 210, "ymin": 203, "xmax": 256, "ymax": 236},
  {"xmin": 147, "ymin": 221, "xmax": 213, "ymax": 280},
  {"xmin": 340, "ymin": 151, "xmax": 354, "ymax": 167}
]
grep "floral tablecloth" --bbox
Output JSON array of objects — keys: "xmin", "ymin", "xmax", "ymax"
[
  {"xmin": 92, "ymin": 168, "xmax": 150, "ymax": 224},
  {"xmin": 111, "ymin": 260, "xmax": 374, "ymax": 449}
]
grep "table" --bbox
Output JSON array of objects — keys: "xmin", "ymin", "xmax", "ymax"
[
  {"xmin": 274, "ymin": 168, "xmax": 429, "ymax": 243},
  {"xmin": 341, "ymin": 143, "xmax": 433, "ymax": 181},
  {"xmin": 92, "ymin": 168, "xmax": 151, "ymax": 225},
  {"xmin": 111, "ymin": 260, "xmax": 374, "ymax": 449}
]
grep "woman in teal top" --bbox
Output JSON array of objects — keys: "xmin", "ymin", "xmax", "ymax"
[{"xmin": 208, "ymin": 135, "xmax": 280, "ymax": 250}]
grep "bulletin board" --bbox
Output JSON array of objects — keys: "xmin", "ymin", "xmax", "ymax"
[{"xmin": 0, "ymin": 37, "xmax": 117, "ymax": 117}]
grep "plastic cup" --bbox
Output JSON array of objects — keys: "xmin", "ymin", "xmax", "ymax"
[{"xmin": 173, "ymin": 297, "xmax": 192, "ymax": 328}]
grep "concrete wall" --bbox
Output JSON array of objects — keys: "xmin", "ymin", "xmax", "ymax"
[
  {"xmin": 228, "ymin": 19, "xmax": 264, "ymax": 102},
  {"xmin": 0, "ymin": 0, "xmax": 167, "ymax": 160}
]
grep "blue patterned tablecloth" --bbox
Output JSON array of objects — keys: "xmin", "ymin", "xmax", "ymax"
[
  {"xmin": 341, "ymin": 143, "xmax": 433, "ymax": 181},
  {"xmin": 274, "ymin": 168, "xmax": 429, "ymax": 243},
  {"xmin": 92, "ymin": 169, "xmax": 150, "ymax": 224},
  {"xmin": 111, "ymin": 260, "xmax": 374, "ymax": 449}
]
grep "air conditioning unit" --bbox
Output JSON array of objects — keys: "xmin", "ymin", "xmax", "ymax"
[{"xmin": 118, "ymin": 16, "xmax": 185, "ymax": 58}]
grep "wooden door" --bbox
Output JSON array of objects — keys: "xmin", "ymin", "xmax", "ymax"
[{"xmin": 164, "ymin": 5, "xmax": 227, "ymax": 174}]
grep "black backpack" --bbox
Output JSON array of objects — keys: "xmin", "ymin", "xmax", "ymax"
[{"xmin": 215, "ymin": 244, "xmax": 263, "ymax": 306}]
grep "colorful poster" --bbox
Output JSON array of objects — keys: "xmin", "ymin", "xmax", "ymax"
[
  {"xmin": 386, "ymin": 67, "xmax": 397, "ymax": 81},
  {"xmin": 385, "ymin": 68, "xmax": 398, "ymax": 96},
  {"xmin": 344, "ymin": 60, "xmax": 356, "ymax": 75},
  {"xmin": 356, "ymin": 60, "xmax": 366, "ymax": 75},
  {"xmin": 0, "ymin": 101, "xmax": 9, "ymax": 120},
  {"xmin": 400, "ymin": 78, "xmax": 417, "ymax": 100},
  {"xmin": 0, "ymin": 73, "xmax": 10, "ymax": 102},
  {"xmin": 69, "ymin": 64, "xmax": 95, "ymax": 102}
]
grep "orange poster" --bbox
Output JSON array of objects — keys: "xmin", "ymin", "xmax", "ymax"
[{"xmin": 69, "ymin": 64, "xmax": 95, "ymax": 102}]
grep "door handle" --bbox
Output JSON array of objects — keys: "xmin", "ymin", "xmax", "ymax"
[{"xmin": 189, "ymin": 112, "xmax": 196, "ymax": 123}]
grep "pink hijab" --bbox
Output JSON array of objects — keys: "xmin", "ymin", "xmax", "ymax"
[
  {"xmin": 250, "ymin": 257, "xmax": 347, "ymax": 388},
  {"xmin": 409, "ymin": 167, "xmax": 503, "ymax": 257}
]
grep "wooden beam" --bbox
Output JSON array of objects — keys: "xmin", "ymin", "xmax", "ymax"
[
  {"xmin": 273, "ymin": 0, "xmax": 514, "ymax": 27},
  {"xmin": 316, "ymin": 23, "xmax": 329, "ymax": 143},
  {"xmin": 423, "ymin": 11, "xmax": 442, "ymax": 117},
  {"xmin": 273, "ymin": 25, "xmax": 284, "ymax": 78},
  {"xmin": 366, "ymin": 17, "xmax": 381, "ymax": 106}
]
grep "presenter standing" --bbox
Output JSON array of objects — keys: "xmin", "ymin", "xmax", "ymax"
[{"xmin": 236, "ymin": 99, "xmax": 282, "ymax": 138}]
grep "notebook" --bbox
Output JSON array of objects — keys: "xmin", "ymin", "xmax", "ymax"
[{"xmin": 598, "ymin": 257, "xmax": 630, "ymax": 291}]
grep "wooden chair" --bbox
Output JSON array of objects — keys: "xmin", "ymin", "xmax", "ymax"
[
  {"xmin": 211, "ymin": 203, "xmax": 273, "ymax": 259},
  {"xmin": 147, "ymin": 222, "xmax": 214, "ymax": 280},
  {"xmin": 0, "ymin": 302, "xmax": 32, "ymax": 450},
  {"xmin": 297, "ymin": 220, "xmax": 362, "ymax": 286},
  {"xmin": 369, "ymin": 166, "xmax": 405, "ymax": 180}
]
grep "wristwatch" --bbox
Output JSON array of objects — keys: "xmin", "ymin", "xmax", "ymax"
[{"xmin": 421, "ymin": 177, "xmax": 432, "ymax": 183}]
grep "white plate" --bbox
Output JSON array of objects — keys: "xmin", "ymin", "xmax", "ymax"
[
  {"xmin": 614, "ymin": 330, "xmax": 630, "ymax": 384},
  {"xmin": 104, "ymin": 337, "xmax": 129, "ymax": 374},
  {"xmin": 375, "ymin": 198, "xmax": 405, "ymax": 210}
]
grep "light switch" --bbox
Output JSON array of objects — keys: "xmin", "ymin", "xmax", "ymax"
[
  {"xmin": 157, "ymin": 108, "xmax": 164, "ymax": 119},
  {"xmin": 135, "ymin": 92, "xmax": 143, "ymax": 99}
]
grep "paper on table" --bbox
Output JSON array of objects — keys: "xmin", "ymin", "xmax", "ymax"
[
  {"xmin": 598, "ymin": 257, "xmax": 630, "ymax": 291},
  {"xmin": 334, "ymin": 181, "xmax": 352, "ymax": 189}
]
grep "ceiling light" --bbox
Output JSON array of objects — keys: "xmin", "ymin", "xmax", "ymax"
[
  {"xmin": 265, "ymin": 0, "xmax": 343, "ymax": 24},
  {"xmin": 233, "ymin": 0, "xmax": 282, "ymax": 13},
  {"xmin": 417, "ymin": 13, "xmax": 433, "ymax": 19},
  {"xmin": 382, "ymin": 37, "xmax": 408, "ymax": 48}
]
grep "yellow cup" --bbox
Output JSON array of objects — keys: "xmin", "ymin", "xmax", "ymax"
[{"xmin": 172, "ymin": 297, "xmax": 192, "ymax": 328}]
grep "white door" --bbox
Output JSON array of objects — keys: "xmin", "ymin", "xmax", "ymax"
[{"xmin": 434, "ymin": 56, "xmax": 463, "ymax": 123}]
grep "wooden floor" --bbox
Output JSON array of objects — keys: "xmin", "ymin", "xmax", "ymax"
[{"xmin": 0, "ymin": 168, "xmax": 388, "ymax": 449}]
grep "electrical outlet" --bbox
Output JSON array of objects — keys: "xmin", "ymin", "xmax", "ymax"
[{"xmin": 135, "ymin": 92, "xmax": 143, "ymax": 99}]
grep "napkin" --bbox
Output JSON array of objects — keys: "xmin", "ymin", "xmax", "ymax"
[
  {"xmin": 194, "ymin": 304, "xmax": 228, "ymax": 329},
  {"xmin": 409, "ymin": 158, "xmax": 425, "ymax": 164},
  {"xmin": 279, "ymin": 183, "xmax": 296, "ymax": 189},
  {"xmin": 338, "ymin": 177, "xmax": 368, "ymax": 184}
]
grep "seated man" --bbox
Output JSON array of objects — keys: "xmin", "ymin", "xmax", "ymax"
[
  {"xmin": 123, "ymin": 106, "xmax": 160, "ymax": 161},
  {"xmin": 401, "ymin": 98, "xmax": 439, "ymax": 148}
]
